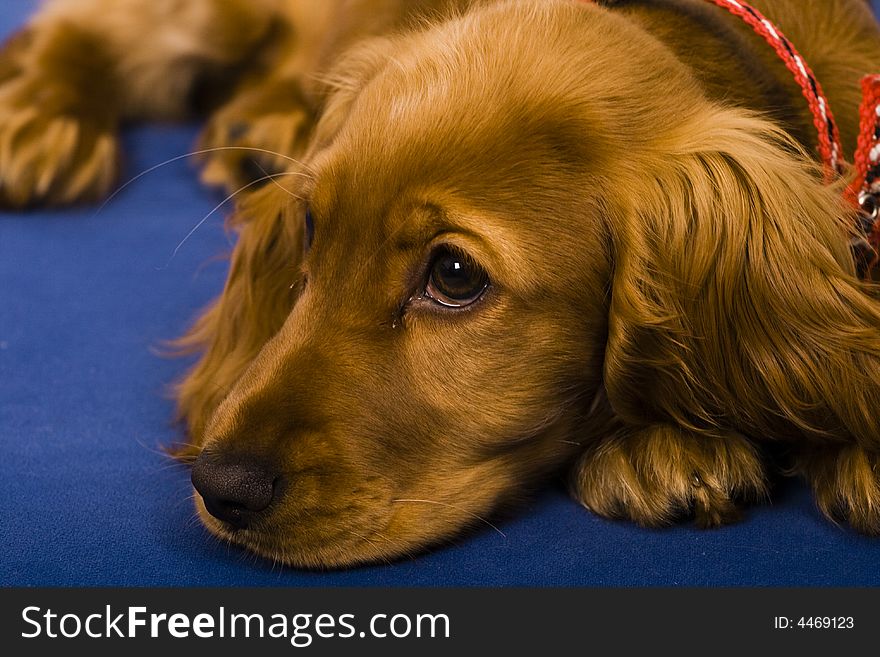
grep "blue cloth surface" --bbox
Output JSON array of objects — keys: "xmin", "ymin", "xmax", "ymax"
[{"xmin": 3, "ymin": 1, "xmax": 880, "ymax": 587}]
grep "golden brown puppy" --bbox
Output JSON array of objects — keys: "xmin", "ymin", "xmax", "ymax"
[{"xmin": 2, "ymin": 0, "xmax": 880, "ymax": 567}]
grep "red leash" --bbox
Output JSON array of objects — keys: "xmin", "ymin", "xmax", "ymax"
[
  {"xmin": 850, "ymin": 73, "xmax": 880, "ymax": 276},
  {"xmin": 703, "ymin": 0, "xmax": 844, "ymax": 180},
  {"xmin": 584, "ymin": 0, "xmax": 880, "ymax": 277}
]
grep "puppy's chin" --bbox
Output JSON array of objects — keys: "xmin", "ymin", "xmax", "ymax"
[
  {"xmin": 193, "ymin": 496, "xmax": 397, "ymax": 570},
  {"xmin": 192, "ymin": 472, "xmax": 509, "ymax": 569},
  {"xmin": 189, "ymin": 453, "xmax": 396, "ymax": 568}
]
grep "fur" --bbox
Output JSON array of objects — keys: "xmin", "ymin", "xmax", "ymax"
[{"xmin": 2, "ymin": 0, "xmax": 880, "ymax": 567}]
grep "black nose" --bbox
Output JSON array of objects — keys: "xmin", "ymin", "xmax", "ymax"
[{"xmin": 191, "ymin": 452, "xmax": 276, "ymax": 529}]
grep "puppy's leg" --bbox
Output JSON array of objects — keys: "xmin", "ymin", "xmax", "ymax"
[
  {"xmin": 199, "ymin": 74, "xmax": 316, "ymax": 192},
  {"xmin": 197, "ymin": 0, "xmax": 472, "ymax": 192},
  {"xmin": 793, "ymin": 445, "xmax": 880, "ymax": 534},
  {"xmin": 570, "ymin": 425, "xmax": 767, "ymax": 527},
  {"xmin": 196, "ymin": 2, "xmax": 338, "ymax": 192},
  {"xmin": 0, "ymin": 0, "xmax": 279, "ymax": 207},
  {"xmin": 0, "ymin": 19, "xmax": 119, "ymax": 207}
]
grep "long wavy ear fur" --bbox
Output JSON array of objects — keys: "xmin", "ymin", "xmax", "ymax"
[
  {"xmin": 169, "ymin": 183, "xmax": 305, "ymax": 456},
  {"xmin": 602, "ymin": 107, "xmax": 880, "ymax": 526}
]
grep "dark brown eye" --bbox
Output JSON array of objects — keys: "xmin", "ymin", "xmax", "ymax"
[{"xmin": 425, "ymin": 246, "xmax": 489, "ymax": 308}]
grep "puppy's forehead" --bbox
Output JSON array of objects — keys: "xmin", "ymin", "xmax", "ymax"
[
  {"xmin": 307, "ymin": 86, "xmax": 601, "ymax": 240},
  {"xmin": 305, "ymin": 133, "xmax": 610, "ymax": 303},
  {"xmin": 301, "ymin": 7, "xmax": 637, "ymax": 293},
  {"xmin": 306, "ymin": 142, "xmax": 606, "ymax": 302},
  {"xmin": 305, "ymin": 161, "xmax": 524, "ymax": 275}
]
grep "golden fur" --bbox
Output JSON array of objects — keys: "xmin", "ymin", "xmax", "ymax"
[{"xmin": 3, "ymin": 0, "xmax": 880, "ymax": 567}]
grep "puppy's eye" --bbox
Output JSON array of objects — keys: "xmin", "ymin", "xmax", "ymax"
[
  {"xmin": 304, "ymin": 206, "xmax": 314, "ymax": 252},
  {"xmin": 425, "ymin": 246, "xmax": 489, "ymax": 308}
]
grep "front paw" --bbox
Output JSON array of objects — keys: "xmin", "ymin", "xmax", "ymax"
[
  {"xmin": 570, "ymin": 425, "xmax": 767, "ymax": 528},
  {"xmin": 0, "ymin": 76, "xmax": 119, "ymax": 208},
  {"xmin": 796, "ymin": 445, "xmax": 880, "ymax": 535},
  {"xmin": 198, "ymin": 79, "xmax": 313, "ymax": 193}
]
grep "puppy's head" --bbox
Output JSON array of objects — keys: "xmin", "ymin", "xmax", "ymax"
[
  {"xmin": 191, "ymin": 0, "xmax": 864, "ymax": 566},
  {"xmin": 191, "ymin": 1, "xmax": 631, "ymax": 567}
]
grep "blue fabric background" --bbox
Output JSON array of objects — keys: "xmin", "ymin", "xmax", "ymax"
[{"xmin": 3, "ymin": 1, "xmax": 880, "ymax": 587}]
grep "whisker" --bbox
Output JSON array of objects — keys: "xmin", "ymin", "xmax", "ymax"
[
  {"xmin": 135, "ymin": 438, "xmax": 199, "ymax": 471},
  {"xmin": 347, "ymin": 530, "xmax": 394, "ymax": 567},
  {"xmin": 391, "ymin": 498, "xmax": 507, "ymax": 538},
  {"xmin": 167, "ymin": 440, "xmax": 203, "ymax": 450},
  {"xmin": 347, "ymin": 529, "xmax": 382, "ymax": 551},
  {"xmin": 162, "ymin": 440, "xmax": 203, "ymax": 458},
  {"xmin": 158, "ymin": 170, "xmax": 309, "ymax": 270},
  {"xmin": 147, "ymin": 459, "xmax": 192, "ymax": 474},
  {"xmin": 134, "ymin": 436, "xmax": 177, "ymax": 460},
  {"xmin": 251, "ymin": 159, "xmax": 306, "ymax": 202},
  {"xmin": 186, "ymin": 510, "xmax": 205, "ymax": 530},
  {"xmin": 175, "ymin": 492, "xmax": 200, "ymax": 514},
  {"xmin": 363, "ymin": 531, "xmax": 396, "ymax": 566},
  {"xmin": 92, "ymin": 146, "xmax": 316, "ymax": 217}
]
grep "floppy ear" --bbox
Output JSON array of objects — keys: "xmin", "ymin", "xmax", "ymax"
[
  {"xmin": 171, "ymin": 183, "xmax": 305, "ymax": 456},
  {"xmin": 602, "ymin": 107, "xmax": 880, "ymax": 445}
]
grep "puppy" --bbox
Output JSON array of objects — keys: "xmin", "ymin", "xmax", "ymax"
[{"xmin": 2, "ymin": 0, "xmax": 880, "ymax": 568}]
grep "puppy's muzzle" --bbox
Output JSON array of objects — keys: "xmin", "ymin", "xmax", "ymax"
[{"xmin": 191, "ymin": 453, "xmax": 276, "ymax": 529}]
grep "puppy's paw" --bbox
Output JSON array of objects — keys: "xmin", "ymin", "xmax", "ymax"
[
  {"xmin": 0, "ymin": 86, "xmax": 119, "ymax": 208},
  {"xmin": 0, "ymin": 32, "xmax": 120, "ymax": 208},
  {"xmin": 796, "ymin": 445, "xmax": 880, "ymax": 535},
  {"xmin": 198, "ymin": 79, "xmax": 313, "ymax": 192},
  {"xmin": 570, "ymin": 425, "xmax": 767, "ymax": 527}
]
